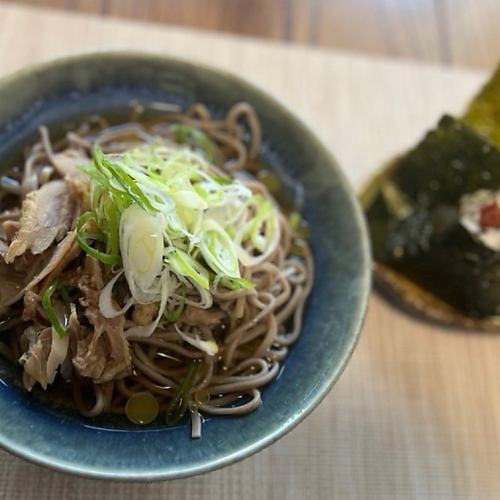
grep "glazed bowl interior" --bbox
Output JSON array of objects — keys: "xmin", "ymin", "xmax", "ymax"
[{"xmin": 0, "ymin": 53, "xmax": 370, "ymax": 480}]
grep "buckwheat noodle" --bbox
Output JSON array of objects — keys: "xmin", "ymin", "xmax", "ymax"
[{"xmin": 0, "ymin": 102, "xmax": 313, "ymax": 434}]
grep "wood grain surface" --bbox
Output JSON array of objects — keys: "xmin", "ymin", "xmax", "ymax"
[
  {"xmin": 1, "ymin": 0, "xmax": 499, "ymax": 69},
  {"xmin": 0, "ymin": 3, "xmax": 500, "ymax": 500}
]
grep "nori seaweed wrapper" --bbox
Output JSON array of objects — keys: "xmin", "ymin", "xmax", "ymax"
[{"xmin": 366, "ymin": 115, "xmax": 500, "ymax": 319}]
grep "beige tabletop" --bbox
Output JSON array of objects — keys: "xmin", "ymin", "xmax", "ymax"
[
  {"xmin": 0, "ymin": 4, "xmax": 499, "ymax": 500},
  {"xmin": 2, "ymin": 0, "xmax": 500, "ymax": 69}
]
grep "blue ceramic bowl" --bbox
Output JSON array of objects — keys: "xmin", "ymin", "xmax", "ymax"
[{"xmin": 0, "ymin": 53, "xmax": 370, "ymax": 480}]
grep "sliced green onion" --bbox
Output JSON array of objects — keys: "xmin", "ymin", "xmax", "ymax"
[
  {"xmin": 119, "ymin": 204, "xmax": 165, "ymax": 304},
  {"xmin": 177, "ymin": 329, "xmax": 218, "ymax": 356},
  {"xmin": 212, "ymin": 175, "xmax": 233, "ymax": 185},
  {"xmin": 288, "ymin": 211, "xmax": 309, "ymax": 239},
  {"xmin": 193, "ymin": 182, "xmax": 223, "ymax": 205},
  {"xmin": 288, "ymin": 211, "xmax": 302, "ymax": 230},
  {"xmin": 76, "ymin": 233, "xmax": 122, "ymax": 265},
  {"xmin": 164, "ymin": 301, "xmax": 185, "ymax": 323},
  {"xmin": 80, "ymin": 231, "xmax": 107, "ymax": 242},
  {"xmin": 104, "ymin": 196, "xmax": 121, "ymax": 256},
  {"xmin": 42, "ymin": 282, "xmax": 68, "ymax": 338},
  {"xmin": 95, "ymin": 149, "xmax": 156, "ymax": 212},
  {"xmin": 166, "ymin": 361, "xmax": 199, "ymax": 425},
  {"xmin": 200, "ymin": 220, "xmax": 240, "ymax": 278},
  {"xmin": 76, "ymin": 212, "xmax": 122, "ymax": 265},
  {"xmin": 242, "ymin": 195, "xmax": 273, "ymax": 240},
  {"xmin": 171, "ymin": 189, "xmax": 207, "ymax": 210},
  {"xmin": 173, "ymin": 124, "xmax": 219, "ymax": 163},
  {"xmin": 233, "ymin": 194, "xmax": 281, "ymax": 267},
  {"xmin": 165, "ymin": 284, "xmax": 186, "ymax": 323},
  {"xmin": 80, "ymin": 161, "xmax": 109, "ymax": 187},
  {"xmin": 219, "ymin": 276, "xmax": 255, "ymax": 290},
  {"xmin": 168, "ymin": 249, "xmax": 210, "ymax": 289},
  {"xmin": 77, "ymin": 143, "xmax": 267, "ymax": 310},
  {"xmin": 76, "ymin": 211, "xmax": 94, "ymax": 228}
]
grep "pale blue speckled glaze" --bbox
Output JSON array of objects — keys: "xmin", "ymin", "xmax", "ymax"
[{"xmin": 0, "ymin": 53, "xmax": 370, "ymax": 481}]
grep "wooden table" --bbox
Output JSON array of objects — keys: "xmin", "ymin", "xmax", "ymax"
[
  {"xmin": 1, "ymin": 0, "xmax": 500, "ymax": 69},
  {"xmin": 0, "ymin": 3, "xmax": 499, "ymax": 499}
]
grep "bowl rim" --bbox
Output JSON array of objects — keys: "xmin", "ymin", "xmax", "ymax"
[{"xmin": 0, "ymin": 50, "xmax": 371, "ymax": 481}]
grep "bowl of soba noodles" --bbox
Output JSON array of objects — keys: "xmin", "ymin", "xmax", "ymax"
[{"xmin": 0, "ymin": 52, "xmax": 370, "ymax": 480}]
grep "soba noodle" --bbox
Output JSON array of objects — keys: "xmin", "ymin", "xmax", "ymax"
[{"xmin": 0, "ymin": 102, "xmax": 313, "ymax": 436}]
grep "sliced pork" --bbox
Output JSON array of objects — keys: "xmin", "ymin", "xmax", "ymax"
[{"xmin": 5, "ymin": 180, "xmax": 75, "ymax": 263}]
